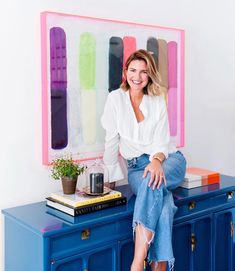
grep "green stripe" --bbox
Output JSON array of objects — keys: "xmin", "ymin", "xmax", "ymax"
[{"xmin": 79, "ymin": 33, "xmax": 96, "ymax": 90}]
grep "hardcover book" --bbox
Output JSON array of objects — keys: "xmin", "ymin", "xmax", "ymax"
[
  {"xmin": 180, "ymin": 167, "xmax": 220, "ymax": 189},
  {"xmin": 46, "ymin": 196, "xmax": 127, "ymax": 216},
  {"xmin": 49, "ymin": 187, "xmax": 122, "ymax": 208}
]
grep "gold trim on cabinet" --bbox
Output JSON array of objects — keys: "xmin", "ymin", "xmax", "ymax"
[{"xmin": 81, "ymin": 229, "xmax": 90, "ymax": 240}]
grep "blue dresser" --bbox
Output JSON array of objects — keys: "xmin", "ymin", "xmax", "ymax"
[{"xmin": 2, "ymin": 175, "xmax": 235, "ymax": 271}]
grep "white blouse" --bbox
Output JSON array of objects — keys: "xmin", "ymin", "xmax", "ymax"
[{"xmin": 101, "ymin": 88, "xmax": 176, "ymax": 182}]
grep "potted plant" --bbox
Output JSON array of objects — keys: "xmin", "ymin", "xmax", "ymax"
[{"xmin": 51, "ymin": 156, "xmax": 86, "ymax": 194}]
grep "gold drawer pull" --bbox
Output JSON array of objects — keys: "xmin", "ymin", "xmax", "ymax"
[
  {"xmin": 188, "ymin": 201, "xmax": 196, "ymax": 210},
  {"xmin": 191, "ymin": 233, "xmax": 196, "ymax": 252},
  {"xmin": 227, "ymin": 191, "xmax": 234, "ymax": 199},
  {"xmin": 81, "ymin": 229, "xmax": 90, "ymax": 240},
  {"xmin": 230, "ymin": 222, "xmax": 235, "ymax": 238}
]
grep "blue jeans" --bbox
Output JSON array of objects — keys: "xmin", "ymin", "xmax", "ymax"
[{"xmin": 127, "ymin": 151, "xmax": 186, "ymax": 270}]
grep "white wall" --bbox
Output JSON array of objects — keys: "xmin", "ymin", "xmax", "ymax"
[{"xmin": 1, "ymin": 0, "xmax": 235, "ymax": 270}]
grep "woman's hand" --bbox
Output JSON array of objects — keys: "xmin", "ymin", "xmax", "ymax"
[{"xmin": 143, "ymin": 159, "xmax": 166, "ymax": 190}]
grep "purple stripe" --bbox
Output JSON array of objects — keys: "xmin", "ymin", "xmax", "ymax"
[{"xmin": 50, "ymin": 27, "xmax": 67, "ymax": 90}]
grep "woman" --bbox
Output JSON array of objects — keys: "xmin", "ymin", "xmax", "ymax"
[{"xmin": 101, "ymin": 49, "xmax": 186, "ymax": 271}]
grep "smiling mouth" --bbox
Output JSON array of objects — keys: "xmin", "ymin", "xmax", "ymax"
[{"xmin": 132, "ymin": 80, "xmax": 142, "ymax": 85}]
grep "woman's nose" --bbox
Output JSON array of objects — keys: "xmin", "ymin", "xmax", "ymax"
[{"xmin": 134, "ymin": 72, "xmax": 141, "ymax": 79}]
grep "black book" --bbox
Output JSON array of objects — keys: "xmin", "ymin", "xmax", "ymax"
[{"xmin": 46, "ymin": 196, "xmax": 127, "ymax": 217}]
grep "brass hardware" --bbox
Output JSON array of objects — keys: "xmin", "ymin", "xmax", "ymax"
[
  {"xmin": 81, "ymin": 229, "xmax": 90, "ymax": 240},
  {"xmin": 188, "ymin": 201, "xmax": 196, "ymax": 210},
  {"xmin": 191, "ymin": 233, "xmax": 196, "ymax": 252},
  {"xmin": 227, "ymin": 191, "xmax": 234, "ymax": 199},
  {"xmin": 230, "ymin": 222, "xmax": 234, "ymax": 238},
  {"xmin": 143, "ymin": 259, "xmax": 147, "ymax": 270}
]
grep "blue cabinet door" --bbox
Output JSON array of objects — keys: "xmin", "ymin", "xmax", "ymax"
[
  {"xmin": 51, "ymin": 242, "xmax": 117, "ymax": 271},
  {"xmin": 193, "ymin": 216, "xmax": 212, "ymax": 271},
  {"xmin": 214, "ymin": 208, "xmax": 235, "ymax": 271},
  {"xmin": 88, "ymin": 245, "xmax": 116, "ymax": 271},
  {"xmin": 173, "ymin": 222, "xmax": 191, "ymax": 271},
  {"xmin": 118, "ymin": 238, "xmax": 134, "ymax": 271},
  {"xmin": 118, "ymin": 238, "xmax": 153, "ymax": 271},
  {"xmin": 51, "ymin": 256, "xmax": 84, "ymax": 271},
  {"xmin": 173, "ymin": 215, "xmax": 212, "ymax": 271}
]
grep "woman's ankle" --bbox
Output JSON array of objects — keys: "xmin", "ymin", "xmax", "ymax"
[{"xmin": 131, "ymin": 259, "xmax": 144, "ymax": 271}]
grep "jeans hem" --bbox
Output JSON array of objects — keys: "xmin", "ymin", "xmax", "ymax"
[{"xmin": 148, "ymin": 257, "xmax": 175, "ymax": 271}]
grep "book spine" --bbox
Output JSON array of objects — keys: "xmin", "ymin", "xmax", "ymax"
[
  {"xmin": 50, "ymin": 191, "xmax": 122, "ymax": 208},
  {"xmin": 75, "ymin": 197, "xmax": 127, "ymax": 215},
  {"xmin": 74, "ymin": 192, "xmax": 122, "ymax": 207}
]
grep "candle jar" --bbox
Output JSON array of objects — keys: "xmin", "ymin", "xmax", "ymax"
[{"xmin": 87, "ymin": 160, "xmax": 104, "ymax": 194}]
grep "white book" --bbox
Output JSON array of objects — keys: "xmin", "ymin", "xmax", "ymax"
[
  {"xmin": 50, "ymin": 187, "xmax": 122, "ymax": 208},
  {"xmin": 184, "ymin": 173, "xmax": 202, "ymax": 182},
  {"xmin": 180, "ymin": 179, "xmax": 202, "ymax": 189}
]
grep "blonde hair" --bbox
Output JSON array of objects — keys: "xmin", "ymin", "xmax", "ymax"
[{"xmin": 120, "ymin": 49, "xmax": 162, "ymax": 96}]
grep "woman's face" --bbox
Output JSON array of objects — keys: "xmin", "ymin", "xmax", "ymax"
[{"xmin": 125, "ymin": 59, "xmax": 149, "ymax": 92}]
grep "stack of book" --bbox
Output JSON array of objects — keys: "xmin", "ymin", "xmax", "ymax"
[
  {"xmin": 46, "ymin": 187, "xmax": 127, "ymax": 216},
  {"xmin": 180, "ymin": 167, "xmax": 220, "ymax": 189}
]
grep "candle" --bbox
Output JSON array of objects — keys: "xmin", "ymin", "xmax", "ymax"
[{"xmin": 90, "ymin": 173, "xmax": 104, "ymax": 194}]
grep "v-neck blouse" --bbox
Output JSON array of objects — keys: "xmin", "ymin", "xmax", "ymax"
[{"xmin": 101, "ymin": 88, "xmax": 176, "ymax": 182}]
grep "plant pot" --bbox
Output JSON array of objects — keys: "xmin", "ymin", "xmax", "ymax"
[{"xmin": 61, "ymin": 176, "xmax": 78, "ymax": 194}]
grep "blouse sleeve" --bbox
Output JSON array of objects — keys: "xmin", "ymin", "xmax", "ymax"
[
  {"xmin": 101, "ymin": 94, "xmax": 125, "ymax": 182},
  {"xmin": 149, "ymin": 97, "xmax": 170, "ymax": 161}
]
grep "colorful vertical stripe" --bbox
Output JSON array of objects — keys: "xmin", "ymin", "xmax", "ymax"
[
  {"xmin": 123, "ymin": 36, "xmax": 136, "ymax": 68},
  {"xmin": 50, "ymin": 27, "xmax": 68, "ymax": 149},
  {"xmin": 79, "ymin": 33, "xmax": 97, "ymax": 144},
  {"xmin": 147, "ymin": 37, "xmax": 159, "ymax": 68},
  {"xmin": 167, "ymin": 41, "xmax": 178, "ymax": 136},
  {"xmin": 158, "ymin": 39, "xmax": 168, "ymax": 102},
  {"xmin": 108, "ymin": 37, "xmax": 123, "ymax": 92}
]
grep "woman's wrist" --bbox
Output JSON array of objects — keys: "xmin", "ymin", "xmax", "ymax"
[
  {"xmin": 152, "ymin": 153, "xmax": 165, "ymax": 164},
  {"xmin": 152, "ymin": 156, "xmax": 163, "ymax": 164}
]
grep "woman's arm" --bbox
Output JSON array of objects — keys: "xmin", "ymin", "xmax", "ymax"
[
  {"xmin": 145, "ymin": 97, "xmax": 170, "ymax": 189},
  {"xmin": 101, "ymin": 94, "xmax": 124, "ymax": 184}
]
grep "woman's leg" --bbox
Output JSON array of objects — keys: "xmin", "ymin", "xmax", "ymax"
[
  {"xmin": 151, "ymin": 261, "xmax": 167, "ymax": 271},
  {"xmin": 128, "ymin": 155, "xmax": 164, "ymax": 271},
  {"xmin": 149, "ymin": 191, "xmax": 177, "ymax": 271},
  {"xmin": 148, "ymin": 151, "xmax": 186, "ymax": 270},
  {"xmin": 131, "ymin": 224, "xmax": 153, "ymax": 271}
]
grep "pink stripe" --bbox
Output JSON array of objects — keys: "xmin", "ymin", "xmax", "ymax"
[
  {"xmin": 123, "ymin": 36, "xmax": 136, "ymax": 69},
  {"xmin": 179, "ymin": 31, "xmax": 185, "ymax": 147},
  {"xmin": 168, "ymin": 87, "xmax": 177, "ymax": 136},
  {"xmin": 167, "ymin": 41, "xmax": 178, "ymax": 137},
  {"xmin": 167, "ymin": 41, "xmax": 177, "ymax": 88},
  {"xmin": 41, "ymin": 13, "xmax": 49, "ymax": 165}
]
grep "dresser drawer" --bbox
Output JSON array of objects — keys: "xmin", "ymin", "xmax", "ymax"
[
  {"xmin": 50, "ymin": 216, "xmax": 132, "ymax": 259},
  {"xmin": 175, "ymin": 189, "xmax": 235, "ymax": 218}
]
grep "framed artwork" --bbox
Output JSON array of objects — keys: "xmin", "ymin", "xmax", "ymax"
[{"xmin": 41, "ymin": 11, "xmax": 185, "ymax": 165}]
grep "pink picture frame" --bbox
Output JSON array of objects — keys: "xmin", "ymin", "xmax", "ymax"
[{"xmin": 41, "ymin": 11, "xmax": 185, "ymax": 165}]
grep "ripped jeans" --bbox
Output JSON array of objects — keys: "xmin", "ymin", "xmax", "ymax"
[{"xmin": 127, "ymin": 151, "xmax": 186, "ymax": 270}]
